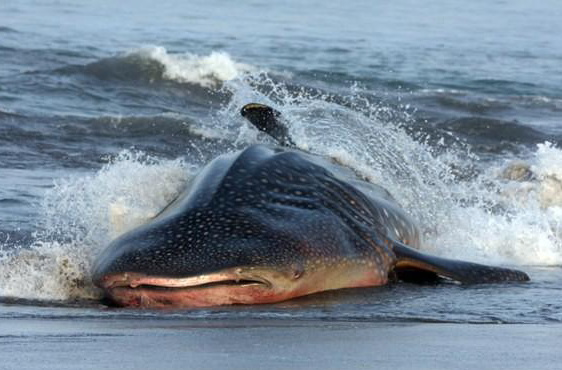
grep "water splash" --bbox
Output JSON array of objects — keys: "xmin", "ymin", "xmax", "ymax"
[
  {"xmin": 1, "ymin": 72, "xmax": 561, "ymax": 302},
  {"xmin": 0, "ymin": 150, "xmax": 193, "ymax": 300},
  {"xmin": 220, "ymin": 74, "xmax": 562, "ymax": 265}
]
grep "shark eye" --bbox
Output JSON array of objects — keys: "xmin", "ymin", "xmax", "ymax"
[{"xmin": 292, "ymin": 263, "xmax": 304, "ymax": 280}]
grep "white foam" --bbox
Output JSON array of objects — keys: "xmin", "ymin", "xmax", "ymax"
[
  {"xmin": 0, "ymin": 150, "xmax": 194, "ymax": 301},
  {"xmin": 188, "ymin": 125, "xmax": 231, "ymax": 141},
  {"xmin": 532, "ymin": 142, "xmax": 562, "ymax": 208},
  {"xmin": 0, "ymin": 241, "xmax": 98, "ymax": 301},
  {"xmin": 222, "ymin": 75, "xmax": 562, "ymax": 266},
  {"xmin": 130, "ymin": 46, "xmax": 254, "ymax": 87}
]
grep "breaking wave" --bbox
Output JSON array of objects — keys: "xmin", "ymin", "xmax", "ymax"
[{"xmin": 68, "ymin": 46, "xmax": 254, "ymax": 88}]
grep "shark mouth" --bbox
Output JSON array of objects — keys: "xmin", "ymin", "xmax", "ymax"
[
  {"xmin": 99, "ymin": 271, "xmax": 271, "ymax": 290},
  {"xmin": 95, "ymin": 260, "xmax": 388, "ymax": 308},
  {"xmin": 96, "ymin": 269, "xmax": 294, "ymax": 308}
]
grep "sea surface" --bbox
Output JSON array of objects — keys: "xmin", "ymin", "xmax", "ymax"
[{"xmin": 0, "ymin": 0, "xmax": 561, "ymax": 324}]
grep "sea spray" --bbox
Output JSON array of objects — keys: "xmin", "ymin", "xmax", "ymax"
[
  {"xmin": 0, "ymin": 150, "xmax": 193, "ymax": 300},
  {"xmin": 1, "ymin": 72, "xmax": 561, "ymax": 302},
  {"xmin": 221, "ymin": 74, "xmax": 562, "ymax": 265}
]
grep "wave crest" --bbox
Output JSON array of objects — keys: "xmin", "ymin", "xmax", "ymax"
[
  {"xmin": 135, "ymin": 46, "xmax": 253, "ymax": 87},
  {"xmin": 74, "ymin": 46, "xmax": 254, "ymax": 88}
]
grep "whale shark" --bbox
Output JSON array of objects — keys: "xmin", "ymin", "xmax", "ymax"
[{"xmin": 92, "ymin": 103, "xmax": 529, "ymax": 308}]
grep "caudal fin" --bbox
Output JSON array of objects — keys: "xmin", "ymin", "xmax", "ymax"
[{"xmin": 392, "ymin": 242, "xmax": 530, "ymax": 284}]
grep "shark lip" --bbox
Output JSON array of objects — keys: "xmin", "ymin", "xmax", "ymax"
[
  {"xmin": 97, "ymin": 270, "xmax": 272, "ymax": 291},
  {"xmin": 95, "ymin": 268, "xmax": 291, "ymax": 308},
  {"xmin": 94, "ymin": 261, "xmax": 388, "ymax": 308}
]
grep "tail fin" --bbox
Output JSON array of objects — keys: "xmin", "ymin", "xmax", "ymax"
[
  {"xmin": 392, "ymin": 242, "xmax": 530, "ymax": 284},
  {"xmin": 240, "ymin": 103, "xmax": 296, "ymax": 147}
]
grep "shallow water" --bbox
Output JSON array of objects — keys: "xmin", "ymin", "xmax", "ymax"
[
  {"xmin": 1, "ymin": 266, "xmax": 560, "ymax": 324},
  {"xmin": 0, "ymin": 0, "xmax": 561, "ymax": 323}
]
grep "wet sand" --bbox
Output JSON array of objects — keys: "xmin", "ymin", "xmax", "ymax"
[{"xmin": 1, "ymin": 317, "xmax": 560, "ymax": 370}]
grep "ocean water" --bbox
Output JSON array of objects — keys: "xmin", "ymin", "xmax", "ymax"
[{"xmin": 0, "ymin": 0, "xmax": 561, "ymax": 323}]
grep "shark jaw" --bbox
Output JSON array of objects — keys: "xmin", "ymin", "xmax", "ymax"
[{"xmin": 96, "ymin": 262, "xmax": 387, "ymax": 308}]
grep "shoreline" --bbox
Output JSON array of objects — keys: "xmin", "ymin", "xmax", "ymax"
[{"xmin": 2, "ymin": 317, "xmax": 560, "ymax": 370}]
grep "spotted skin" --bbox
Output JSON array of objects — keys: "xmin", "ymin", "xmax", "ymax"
[{"xmin": 92, "ymin": 144, "xmax": 529, "ymax": 308}]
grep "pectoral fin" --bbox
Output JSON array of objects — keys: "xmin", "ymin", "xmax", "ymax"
[{"xmin": 392, "ymin": 242, "xmax": 530, "ymax": 284}]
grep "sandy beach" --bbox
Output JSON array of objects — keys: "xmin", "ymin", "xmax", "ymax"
[{"xmin": 1, "ymin": 316, "xmax": 560, "ymax": 370}]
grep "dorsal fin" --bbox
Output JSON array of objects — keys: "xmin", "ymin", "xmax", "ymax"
[
  {"xmin": 392, "ymin": 242, "xmax": 530, "ymax": 284},
  {"xmin": 240, "ymin": 103, "xmax": 296, "ymax": 147}
]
